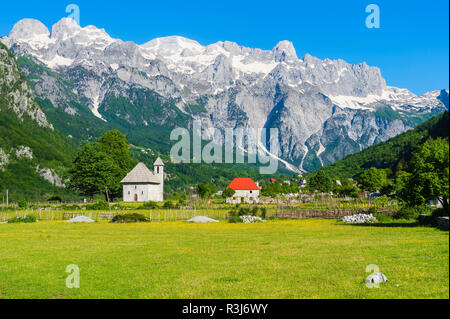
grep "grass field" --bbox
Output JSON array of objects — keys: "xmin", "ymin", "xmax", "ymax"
[{"xmin": 0, "ymin": 219, "xmax": 448, "ymax": 299}]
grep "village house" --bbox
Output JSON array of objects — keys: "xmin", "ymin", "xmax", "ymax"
[
  {"xmin": 226, "ymin": 178, "xmax": 260, "ymax": 204},
  {"xmin": 120, "ymin": 158, "xmax": 164, "ymax": 202},
  {"xmin": 298, "ymin": 178, "xmax": 307, "ymax": 188}
]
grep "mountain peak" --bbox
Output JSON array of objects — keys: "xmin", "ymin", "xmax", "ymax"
[
  {"xmin": 272, "ymin": 40, "xmax": 297, "ymax": 62},
  {"xmin": 9, "ymin": 19, "xmax": 50, "ymax": 40},
  {"xmin": 142, "ymin": 36, "xmax": 204, "ymax": 56},
  {"xmin": 51, "ymin": 18, "xmax": 82, "ymax": 40}
]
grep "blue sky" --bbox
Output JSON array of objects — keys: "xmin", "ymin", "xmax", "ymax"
[{"xmin": 0, "ymin": 0, "xmax": 448, "ymax": 94}]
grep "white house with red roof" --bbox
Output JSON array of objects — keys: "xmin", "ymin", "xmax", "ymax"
[{"xmin": 226, "ymin": 178, "xmax": 260, "ymax": 204}]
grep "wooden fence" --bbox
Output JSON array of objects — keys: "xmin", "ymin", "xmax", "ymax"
[
  {"xmin": 0, "ymin": 208, "xmax": 230, "ymax": 222},
  {"xmin": 1, "ymin": 207, "xmax": 396, "ymax": 222}
]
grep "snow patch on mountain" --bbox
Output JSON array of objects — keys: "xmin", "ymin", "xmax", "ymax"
[
  {"xmin": 327, "ymin": 86, "xmax": 445, "ymax": 111},
  {"xmin": 232, "ymin": 56, "xmax": 277, "ymax": 75},
  {"xmin": 44, "ymin": 54, "xmax": 74, "ymax": 68},
  {"xmin": 328, "ymin": 94, "xmax": 379, "ymax": 110},
  {"xmin": 91, "ymin": 94, "xmax": 106, "ymax": 121},
  {"xmin": 258, "ymin": 141, "xmax": 303, "ymax": 173}
]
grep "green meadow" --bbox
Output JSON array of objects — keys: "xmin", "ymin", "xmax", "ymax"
[{"xmin": 0, "ymin": 219, "xmax": 448, "ymax": 299}]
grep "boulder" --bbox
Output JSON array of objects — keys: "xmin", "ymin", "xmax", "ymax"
[
  {"xmin": 186, "ymin": 216, "xmax": 219, "ymax": 223},
  {"xmin": 365, "ymin": 272, "xmax": 388, "ymax": 285},
  {"xmin": 66, "ymin": 216, "xmax": 95, "ymax": 223}
]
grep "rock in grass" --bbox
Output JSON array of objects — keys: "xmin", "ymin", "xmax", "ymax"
[
  {"xmin": 365, "ymin": 272, "xmax": 388, "ymax": 285},
  {"xmin": 66, "ymin": 216, "xmax": 95, "ymax": 223},
  {"xmin": 186, "ymin": 216, "xmax": 219, "ymax": 223}
]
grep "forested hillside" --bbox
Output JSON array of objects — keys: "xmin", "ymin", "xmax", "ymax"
[
  {"xmin": 0, "ymin": 42, "xmax": 79, "ymax": 201},
  {"xmin": 317, "ymin": 111, "xmax": 449, "ymax": 179}
]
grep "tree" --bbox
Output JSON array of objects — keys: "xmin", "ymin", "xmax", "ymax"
[
  {"xmin": 336, "ymin": 179, "xmax": 359, "ymax": 198},
  {"xmin": 308, "ymin": 170, "xmax": 333, "ymax": 193},
  {"xmin": 223, "ymin": 188, "xmax": 236, "ymax": 198},
  {"xmin": 97, "ymin": 130, "xmax": 135, "ymax": 199},
  {"xmin": 67, "ymin": 143, "xmax": 123, "ymax": 200},
  {"xmin": 67, "ymin": 131, "xmax": 135, "ymax": 200},
  {"xmin": 261, "ymin": 182, "xmax": 282, "ymax": 197},
  {"xmin": 358, "ymin": 167, "xmax": 389, "ymax": 193},
  {"xmin": 197, "ymin": 183, "xmax": 217, "ymax": 198},
  {"xmin": 18, "ymin": 198, "xmax": 27, "ymax": 209},
  {"xmin": 395, "ymin": 138, "xmax": 449, "ymax": 211},
  {"xmin": 97, "ymin": 130, "xmax": 134, "ymax": 173}
]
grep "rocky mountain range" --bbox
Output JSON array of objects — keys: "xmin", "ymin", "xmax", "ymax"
[{"xmin": 1, "ymin": 18, "xmax": 448, "ymax": 172}]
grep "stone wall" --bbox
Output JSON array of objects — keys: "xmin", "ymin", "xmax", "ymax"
[
  {"xmin": 437, "ymin": 217, "xmax": 449, "ymax": 229},
  {"xmin": 273, "ymin": 209, "xmax": 394, "ymax": 219}
]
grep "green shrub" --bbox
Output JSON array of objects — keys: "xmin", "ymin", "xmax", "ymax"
[
  {"xmin": 140, "ymin": 201, "xmax": 158, "ymax": 209},
  {"xmin": 417, "ymin": 214, "xmax": 435, "ymax": 226},
  {"xmin": 432, "ymin": 207, "xmax": 449, "ymax": 218},
  {"xmin": 393, "ymin": 206, "xmax": 431, "ymax": 220},
  {"xmin": 111, "ymin": 213, "xmax": 149, "ymax": 223},
  {"xmin": 60, "ymin": 204, "xmax": 82, "ymax": 210},
  {"xmin": 260, "ymin": 207, "xmax": 267, "ymax": 219},
  {"xmin": 229, "ymin": 207, "xmax": 251, "ymax": 217},
  {"xmin": 366, "ymin": 206, "xmax": 394, "ymax": 222},
  {"xmin": 373, "ymin": 213, "xmax": 392, "ymax": 222},
  {"xmin": 47, "ymin": 196, "xmax": 62, "ymax": 203},
  {"xmin": 18, "ymin": 198, "xmax": 27, "ymax": 209},
  {"xmin": 8, "ymin": 215, "xmax": 36, "ymax": 223},
  {"xmin": 222, "ymin": 188, "xmax": 236, "ymax": 198},
  {"xmin": 163, "ymin": 200, "xmax": 177, "ymax": 209},
  {"xmin": 86, "ymin": 199, "xmax": 109, "ymax": 210},
  {"xmin": 228, "ymin": 215, "xmax": 242, "ymax": 223},
  {"xmin": 250, "ymin": 207, "xmax": 259, "ymax": 216},
  {"xmin": 238, "ymin": 208, "xmax": 249, "ymax": 216}
]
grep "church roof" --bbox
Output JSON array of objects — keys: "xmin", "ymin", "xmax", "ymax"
[
  {"xmin": 154, "ymin": 157, "xmax": 164, "ymax": 166},
  {"xmin": 120, "ymin": 162, "xmax": 161, "ymax": 184}
]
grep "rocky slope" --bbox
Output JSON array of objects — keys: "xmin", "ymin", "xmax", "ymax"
[
  {"xmin": 0, "ymin": 41, "xmax": 51, "ymax": 129},
  {"xmin": 0, "ymin": 42, "xmax": 76, "ymax": 200},
  {"xmin": 1, "ymin": 18, "xmax": 448, "ymax": 172}
]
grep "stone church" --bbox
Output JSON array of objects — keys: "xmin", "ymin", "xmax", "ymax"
[{"xmin": 120, "ymin": 158, "xmax": 164, "ymax": 202}]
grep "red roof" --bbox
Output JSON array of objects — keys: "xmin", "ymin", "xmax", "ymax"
[{"xmin": 227, "ymin": 178, "xmax": 260, "ymax": 190}]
